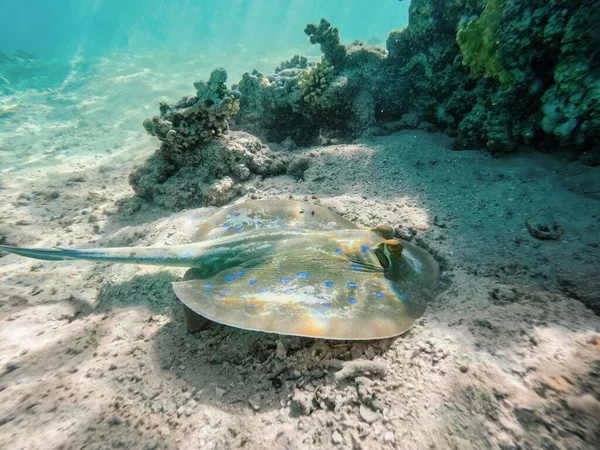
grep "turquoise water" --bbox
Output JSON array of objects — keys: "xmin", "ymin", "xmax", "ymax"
[
  {"xmin": 0, "ymin": 1, "xmax": 409, "ymax": 170},
  {"xmin": 0, "ymin": 1, "xmax": 408, "ymax": 71}
]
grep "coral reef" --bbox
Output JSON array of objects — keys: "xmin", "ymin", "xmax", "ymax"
[
  {"xmin": 133, "ymin": 0, "xmax": 599, "ymax": 207},
  {"xmin": 234, "ymin": 25, "xmax": 387, "ymax": 145},
  {"xmin": 297, "ymin": 58, "xmax": 334, "ymax": 104},
  {"xmin": 142, "ymin": 68, "xmax": 240, "ymax": 160},
  {"xmin": 385, "ymin": 0, "xmax": 600, "ymax": 154},
  {"xmin": 131, "ymin": 69, "xmax": 287, "ymax": 209},
  {"xmin": 234, "ymin": 57, "xmax": 318, "ymax": 144},
  {"xmin": 129, "ymin": 130, "xmax": 287, "ymax": 209},
  {"xmin": 304, "ymin": 19, "xmax": 348, "ymax": 70},
  {"xmin": 233, "ymin": 1, "xmax": 598, "ymax": 156},
  {"xmin": 456, "ymin": 0, "xmax": 513, "ymax": 88}
]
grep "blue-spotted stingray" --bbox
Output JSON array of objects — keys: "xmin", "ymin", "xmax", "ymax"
[{"xmin": 0, "ymin": 199, "xmax": 439, "ymax": 340}]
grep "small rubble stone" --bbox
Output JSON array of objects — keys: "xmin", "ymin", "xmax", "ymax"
[
  {"xmin": 215, "ymin": 387, "xmax": 226, "ymax": 398},
  {"xmin": 275, "ymin": 341, "xmax": 287, "ymax": 359},
  {"xmin": 290, "ymin": 391, "xmax": 313, "ymax": 417},
  {"xmin": 332, "ymin": 431, "xmax": 344, "ymax": 445},
  {"xmin": 248, "ymin": 393, "xmax": 262, "ymax": 411},
  {"xmin": 566, "ymin": 394, "xmax": 600, "ymax": 419},
  {"xmin": 359, "ymin": 404, "xmax": 379, "ymax": 423},
  {"xmin": 334, "ymin": 359, "xmax": 387, "ymax": 381}
]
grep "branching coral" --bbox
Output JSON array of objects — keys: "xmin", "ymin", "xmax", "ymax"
[
  {"xmin": 142, "ymin": 67, "xmax": 240, "ymax": 157},
  {"xmin": 304, "ymin": 19, "xmax": 347, "ymax": 70},
  {"xmin": 297, "ymin": 59, "xmax": 334, "ymax": 104}
]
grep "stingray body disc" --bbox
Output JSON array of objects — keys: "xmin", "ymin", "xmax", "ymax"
[
  {"xmin": 172, "ymin": 229, "xmax": 439, "ymax": 340},
  {"xmin": 192, "ymin": 199, "xmax": 358, "ymax": 241}
]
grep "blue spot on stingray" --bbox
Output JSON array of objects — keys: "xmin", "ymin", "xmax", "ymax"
[
  {"xmin": 357, "ymin": 232, "xmax": 364, "ymax": 236},
  {"xmin": 312, "ymin": 258, "xmax": 316, "ymax": 261},
  {"xmin": 295, "ymin": 309, "xmax": 300, "ymax": 313},
  {"xmin": 222, "ymin": 289, "xmax": 231, "ymax": 294},
  {"xmin": 403, "ymin": 292, "xmax": 409, "ymax": 300},
  {"xmin": 218, "ymin": 294, "xmax": 225, "ymax": 299},
  {"xmin": 250, "ymin": 278, "xmax": 258, "ymax": 286},
  {"xmin": 204, "ymin": 284, "xmax": 214, "ymax": 288},
  {"xmin": 360, "ymin": 245, "xmax": 369, "ymax": 253},
  {"xmin": 258, "ymin": 289, "xmax": 269, "ymax": 294},
  {"xmin": 353, "ymin": 265, "xmax": 362, "ymax": 271},
  {"xmin": 399, "ymin": 265, "xmax": 404, "ymax": 270},
  {"xmin": 241, "ymin": 296, "xmax": 247, "ymax": 302},
  {"xmin": 277, "ymin": 215, "xmax": 283, "ymax": 221},
  {"xmin": 296, "ymin": 272, "xmax": 310, "ymax": 279},
  {"xmin": 225, "ymin": 274, "xmax": 236, "ymax": 281},
  {"xmin": 283, "ymin": 287, "xmax": 294, "ymax": 292},
  {"xmin": 375, "ymin": 292, "xmax": 385, "ymax": 298},
  {"xmin": 188, "ymin": 290, "xmax": 194, "ymax": 295},
  {"xmin": 335, "ymin": 248, "xmax": 343, "ymax": 255},
  {"xmin": 322, "ymin": 302, "xmax": 331, "ymax": 307},
  {"xmin": 317, "ymin": 295, "xmax": 325, "ymax": 300},
  {"xmin": 248, "ymin": 304, "xmax": 254, "ymax": 309},
  {"xmin": 236, "ymin": 271, "xmax": 245, "ymax": 276},
  {"xmin": 279, "ymin": 277, "xmax": 292, "ymax": 283},
  {"xmin": 255, "ymin": 220, "xmax": 263, "ymax": 226},
  {"xmin": 223, "ymin": 223, "xmax": 232, "ymax": 229},
  {"xmin": 277, "ymin": 263, "xmax": 283, "ymax": 268},
  {"xmin": 235, "ymin": 227, "xmax": 243, "ymax": 233},
  {"xmin": 348, "ymin": 282, "xmax": 359, "ymax": 288},
  {"xmin": 268, "ymin": 221, "xmax": 277, "ymax": 227},
  {"xmin": 377, "ymin": 279, "xmax": 386, "ymax": 285},
  {"xmin": 204, "ymin": 292, "xmax": 210, "ymax": 296},
  {"xmin": 348, "ymin": 298, "xmax": 358, "ymax": 304},
  {"xmin": 325, "ymin": 281, "xmax": 333, "ymax": 287},
  {"xmin": 372, "ymin": 234, "xmax": 378, "ymax": 239}
]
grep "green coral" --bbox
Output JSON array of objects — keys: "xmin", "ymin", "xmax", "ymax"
[
  {"xmin": 456, "ymin": 0, "xmax": 513, "ymax": 88},
  {"xmin": 297, "ymin": 59, "xmax": 334, "ymax": 103}
]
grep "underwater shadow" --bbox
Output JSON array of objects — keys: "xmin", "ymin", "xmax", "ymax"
[
  {"xmin": 95, "ymin": 271, "xmax": 181, "ymax": 316},
  {"xmin": 152, "ymin": 313, "xmax": 396, "ymax": 414}
]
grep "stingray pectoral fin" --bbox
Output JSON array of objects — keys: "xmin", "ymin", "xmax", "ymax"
[{"xmin": 172, "ymin": 275, "xmax": 419, "ymax": 340}]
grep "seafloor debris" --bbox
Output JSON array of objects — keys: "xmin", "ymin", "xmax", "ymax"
[{"xmin": 526, "ymin": 217, "xmax": 565, "ymax": 240}]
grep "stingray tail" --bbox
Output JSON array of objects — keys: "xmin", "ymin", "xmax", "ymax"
[
  {"xmin": 0, "ymin": 244, "xmax": 177, "ymax": 266},
  {"xmin": 0, "ymin": 245, "xmax": 88, "ymax": 261}
]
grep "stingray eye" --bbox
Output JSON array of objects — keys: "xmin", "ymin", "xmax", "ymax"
[
  {"xmin": 384, "ymin": 239, "xmax": 403, "ymax": 254},
  {"xmin": 374, "ymin": 247, "xmax": 390, "ymax": 269},
  {"xmin": 373, "ymin": 224, "xmax": 394, "ymax": 239}
]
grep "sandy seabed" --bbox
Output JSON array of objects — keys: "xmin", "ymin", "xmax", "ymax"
[{"xmin": 1, "ymin": 55, "xmax": 599, "ymax": 450}]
